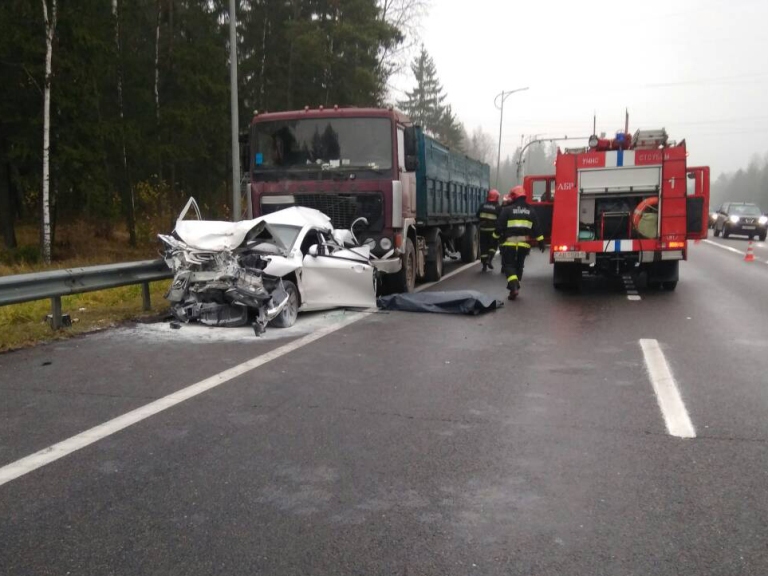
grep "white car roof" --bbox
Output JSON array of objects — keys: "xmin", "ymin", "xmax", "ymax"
[{"xmin": 173, "ymin": 206, "xmax": 332, "ymax": 251}]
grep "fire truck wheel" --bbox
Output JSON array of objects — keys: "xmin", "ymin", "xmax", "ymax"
[{"xmin": 553, "ymin": 263, "xmax": 580, "ymax": 290}]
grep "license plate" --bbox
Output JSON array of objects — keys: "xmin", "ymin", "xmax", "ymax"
[
  {"xmin": 554, "ymin": 251, "xmax": 586, "ymax": 260},
  {"xmin": 742, "ymin": 226, "xmax": 756, "ymax": 230}
]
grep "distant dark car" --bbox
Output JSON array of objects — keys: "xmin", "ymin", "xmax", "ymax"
[{"xmin": 713, "ymin": 202, "xmax": 767, "ymax": 240}]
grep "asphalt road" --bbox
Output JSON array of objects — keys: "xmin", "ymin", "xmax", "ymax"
[{"xmin": 2, "ymin": 242, "xmax": 768, "ymax": 575}]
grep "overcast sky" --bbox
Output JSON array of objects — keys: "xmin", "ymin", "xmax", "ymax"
[{"xmin": 389, "ymin": 0, "xmax": 768, "ymax": 176}]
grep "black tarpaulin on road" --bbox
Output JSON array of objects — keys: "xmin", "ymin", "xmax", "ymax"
[{"xmin": 376, "ymin": 290, "xmax": 504, "ymax": 315}]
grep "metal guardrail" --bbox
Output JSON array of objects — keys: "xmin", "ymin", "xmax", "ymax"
[{"xmin": 0, "ymin": 259, "xmax": 173, "ymax": 329}]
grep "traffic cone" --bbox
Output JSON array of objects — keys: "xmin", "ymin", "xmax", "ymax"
[{"xmin": 745, "ymin": 241, "xmax": 755, "ymax": 262}]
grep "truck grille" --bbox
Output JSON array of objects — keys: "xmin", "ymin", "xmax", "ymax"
[{"xmin": 294, "ymin": 193, "xmax": 384, "ymax": 231}]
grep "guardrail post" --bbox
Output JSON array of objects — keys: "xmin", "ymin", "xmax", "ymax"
[
  {"xmin": 50, "ymin": 296, "xmax": 62, "ymax": 330},
  {"xmin": 141, "ymin": 282, "xmax": 151, "ymax": 311}
]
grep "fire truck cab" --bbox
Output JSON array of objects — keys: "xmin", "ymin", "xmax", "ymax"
[{"xmin": 525, "ymin": 129, "xmax": 710, "ymax": 290}]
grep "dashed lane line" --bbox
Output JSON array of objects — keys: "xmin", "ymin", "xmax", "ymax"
[{"xmin": 639, "ymin": 339, "xmax": 696, "ymax": 439}]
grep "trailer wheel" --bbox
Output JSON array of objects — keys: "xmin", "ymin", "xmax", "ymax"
[
  {"xmin": 425, "ymin": 235, "xmax": 444, "ymax": 282},
  {"xmin": 459, "ymin": 224, "xmax": 479, "ymax": 263},
  {"xmin": 388, "ymin": 238, "xmax": 417, "ymax": 293}
]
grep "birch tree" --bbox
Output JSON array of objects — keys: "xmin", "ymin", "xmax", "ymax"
[{"xmin": 41, "ymin": 0, "xmax": 57, "ymax": 263}]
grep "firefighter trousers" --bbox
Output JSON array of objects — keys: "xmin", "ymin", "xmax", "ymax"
[
  {"xmin": 479, "ymin": 229, "xmax": 497, "ymax": 265},
  {"xmin": 501, "ymin": 244, "xmax": 530, "ymax": 291}
]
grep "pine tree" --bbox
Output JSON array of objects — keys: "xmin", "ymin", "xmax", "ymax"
[
  {"xmin": 397, "ymin": 46, "xmax": 463, "ymax": 150},
  {"xmin": 397, "ymin": 46, "xmax": 445, "ymax": 135}
]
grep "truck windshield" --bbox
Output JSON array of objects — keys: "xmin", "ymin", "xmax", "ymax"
[{"xmin": 250, "ymin": 117, "xmax": 393, "ymax": 174}]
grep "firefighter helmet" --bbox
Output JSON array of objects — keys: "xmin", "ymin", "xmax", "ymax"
[
  {"xmin": 487, "ymin": 189, "xmax": 500, "ymax": 203},
  {"xmin": 509, "ymin": 185, "xmax": 526, "ymax": 201}
]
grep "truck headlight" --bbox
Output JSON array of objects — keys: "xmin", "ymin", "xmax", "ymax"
[
  {"xmin": 379, "ymin": 237, "xmax": 392, "ymax": 250},
  {"xmin": 729, "ymin": 215, "xmax": 740, "ymax": 224},
  {"xmin": 759, "ymin": 216, "xmax": 768, "ymax": 225}
]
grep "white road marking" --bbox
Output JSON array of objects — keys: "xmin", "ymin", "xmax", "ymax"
[
  {"xmin": 0, "ymin": 311, "xmax": 371, "ymax": 487},
  {"xmin": 702, "ymin": 239, "xmax": 745, "ymax": 255},
  {"xmin": 0, "ymin": 259, "xmax": 483, "ymax": 488},
  {"xmin": 415, "ymin": 260, "xmax": 480, "ymax": 293},
  {"xmin": 639, "ymin": 339, "xmax": 696, "ymax": 439},
  {"xmin": 622, "ymin": 275, "xmax": 641, "ymax": 301}
]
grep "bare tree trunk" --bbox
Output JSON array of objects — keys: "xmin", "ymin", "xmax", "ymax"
[
  {"xmin": 154, "ymin": 1, "xmax": 161, "ymax": 125},
  {"xmin": 112, "ymin": 0, "xmax": 137, "ymax": 246},
  {"xmin": 41, "ymin": 0, "xmax": 57, "ymax": 264}
]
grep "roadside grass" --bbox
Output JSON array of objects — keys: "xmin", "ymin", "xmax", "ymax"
[{"xmin": 1, "ymin": 222, "xmax": 171, "ymax": 352}]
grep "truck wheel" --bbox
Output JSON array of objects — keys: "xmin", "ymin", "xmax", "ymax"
[
  {"xmin": 389, "ymin": 238, "xmax": 416, "ymax": 293},
  {"xmin": 425, "ymin": 235, "xmax": 444, "ymax": 282},
  {"xmin": 459, "ymin": 224, "xmax": 479, "ymax": 263}
]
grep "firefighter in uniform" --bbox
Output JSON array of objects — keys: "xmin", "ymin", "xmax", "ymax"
[
  {"xmin": 494, "ymin": 186, "xmax": 545, "ymax": 300},
  {"xmin": 476, "ymin": 189, "xmax": 501, "ymax": 272}
]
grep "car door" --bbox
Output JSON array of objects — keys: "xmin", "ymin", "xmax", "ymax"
[{"xmin": 299, "ymin": 230, "xmax": 376, "ymax": 311}]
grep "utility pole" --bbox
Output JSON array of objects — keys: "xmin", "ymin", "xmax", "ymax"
[
  {"xmin": 228, "ymin": 0, "xmax": 241, "ymax": 221},
  {"xmin": 494, "ymin": 87, "xmax": 529, "ymax": 189}
]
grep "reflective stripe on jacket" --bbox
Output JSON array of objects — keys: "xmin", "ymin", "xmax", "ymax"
[
  {"xmin": 476, "ymin": 202, "xmax": 500, "ymax": 231},
  {"xmin": 494, "ymin": 197, "xmax": 544, "ymax": 246}
]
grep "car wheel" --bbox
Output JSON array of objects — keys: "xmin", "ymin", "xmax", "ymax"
[
  {"xmin": 714, "ymin": 226, "xmax": 721, "ymax": 237},
  {"xmin": 760, "ymin": 232, "xmax": 767, "ymax": 242},
  {"xmin": 662, "ymin": 281, "xmax": 678, "ymax": 291},
  {"xmin": 425, "ymin": 235, "xmax": 444, "ymax": 282},
  {"xmin": 269, "ymin": 280, "xmax": 299, "ymax": 328},
  {"xmin": 722, "ymin": 225, "xmax": 730, "ymax": 239}
]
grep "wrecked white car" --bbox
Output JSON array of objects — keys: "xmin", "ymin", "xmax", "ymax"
[{"xmin": 158, "ymin": 201, "xmax": 376, "ymax": 334}]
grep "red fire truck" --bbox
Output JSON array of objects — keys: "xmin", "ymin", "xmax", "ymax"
[{"xmin": 524, "ymin": 129, "xmax": 710, "ymax": 290}]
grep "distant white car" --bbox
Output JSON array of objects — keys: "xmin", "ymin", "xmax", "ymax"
[{"xmin": 161, "ymin": 203, "xmax": 376, "ymax": 332}]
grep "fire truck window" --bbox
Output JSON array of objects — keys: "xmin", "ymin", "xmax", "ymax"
[{"xmin": 397, "ymin": 127, "xmax": 406, "ymax": 172}]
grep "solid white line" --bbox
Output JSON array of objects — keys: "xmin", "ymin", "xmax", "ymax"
[
  {"xmin": 702, "ymin": 239, "xmax": 744, "ymax": 255},
  {"xmin": 415, "ymin": 260, "xmax": 480, "ymax": 293},
  {"xmin": 1, "ymin": 257, "xmax": 485, "ymax": 488},
  {"xmin": 0, "ymin": 310, "xmax": 371, "ymax": 487},
  {"xmin": 627, "ymin": 295, "xmax": 641, "ymax": 301},
  {"xmin": 639, "ymin": 339, "xmax": 696, "ymax": 439}
]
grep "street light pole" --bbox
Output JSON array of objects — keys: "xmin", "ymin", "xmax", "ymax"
[
  {"xmin": 228, "ymin": 0, "xmax": 241, "ymax": 221},
  {"xmin": 494, "ymin": 87, "xmax": 529, "ymax": 189}
]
